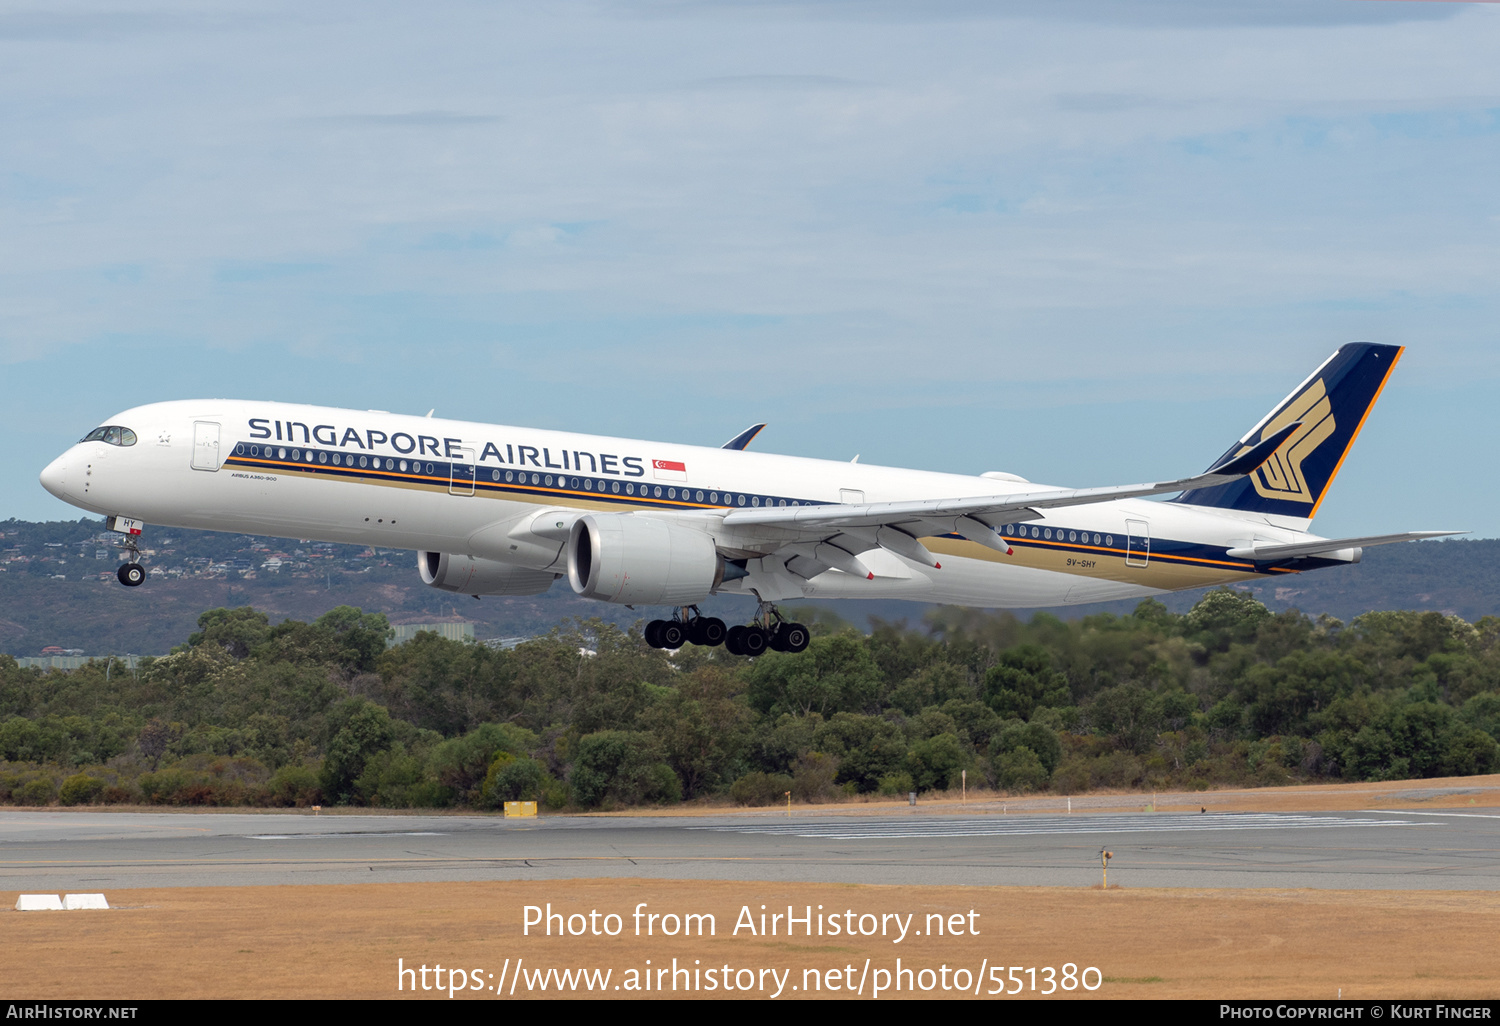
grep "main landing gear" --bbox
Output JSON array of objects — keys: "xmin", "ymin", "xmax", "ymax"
[
  {"xmin": 645, "ymin": 607, "xmax": 728, "ymax": 650},
  {"xmin": 644, "ymin": 603, "xmax": 810, "ymax": 656}
]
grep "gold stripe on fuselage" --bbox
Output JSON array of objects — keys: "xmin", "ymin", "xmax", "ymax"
[{"xmin": 923, "ymin": 536, "xmax": 1280, "ymax": 590}]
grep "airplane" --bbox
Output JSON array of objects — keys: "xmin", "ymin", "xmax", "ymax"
[{"xmin": 38, "ymin": 342, "xmax": 1459, "ymax": 656}]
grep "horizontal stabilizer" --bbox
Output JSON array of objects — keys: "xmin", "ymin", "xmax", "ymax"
[{"xmin": 1226, "ymin": 530, "xmax": 1465, "ymax": 561}]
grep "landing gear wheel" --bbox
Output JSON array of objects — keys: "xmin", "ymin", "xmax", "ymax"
[
  {"xmin": 658, "ymin": 621, "xmax": 687, "ymax": 649},
  {"xmin": 691, "ymin": 617, "xmax": 727, "ymax": 647},
  {"xmin": 771, "ymin": 622, "xmax": 810, "ymax": 653},
  {"xmin": 739, "ymin": 626, "xmax": 769, "ymax": 657},
  {"xmin": 645, "ymin": 620, "xmax": 666, "ymax": 648},
  {"xmin": 117, "ymin": 562, "xmax": 145, "ymax": 587},
  {"xmin": 725, "ymin": 625, "xmax": 746, "ymax": 656}
]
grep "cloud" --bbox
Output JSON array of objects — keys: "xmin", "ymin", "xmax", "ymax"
[
  {"xmin": 682, "ymin": 74, "xmax": 861, "ymax": 91},
  {"xmin": 297, "ymin": 111, "xmax": 504, "ymax": 128},
  {"xmin": 617, "ymin": 0, "xmax": 1460, "ymax": 27},
  {"xmin": 0, "ymin": 0, "xmax": 1496, "ymax": 535},
  {"xmin": 0, "ymin": 7, "xmax": 268, "ymax": 41}
]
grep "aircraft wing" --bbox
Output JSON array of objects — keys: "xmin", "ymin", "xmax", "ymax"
[
  {"xmin": 1226, "ymin": 531, "xmax": 1465, "ymax": 561},
  {"xmin": 723, "ymin": 421, "xmax": 1300, "ymax": 534},
  {"xmin": 710, "ymin": 422, "xmax": 1303, "ymax": 578}
]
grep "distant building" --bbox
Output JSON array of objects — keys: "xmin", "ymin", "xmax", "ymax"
[
  {"xmin": 15, "ymin": 654, "xmax": 142, "ymax": 671},
  {"xmin": 388, "ymin": 619, "xmax": 476, "ymax": 646},
  {"xmin": 482, "ymin": 636, "xmax": 531, "ymax": 651}
]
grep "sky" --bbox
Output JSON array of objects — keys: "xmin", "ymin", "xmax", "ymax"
[{"xmin": 3, "ymin": 0, "xmax": 1498, "ymax": 540}]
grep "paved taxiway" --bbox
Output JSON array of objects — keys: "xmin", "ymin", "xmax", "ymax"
[{"xmin": 2, "ymin": 807, "xmax": 1497, "ymax": 891}]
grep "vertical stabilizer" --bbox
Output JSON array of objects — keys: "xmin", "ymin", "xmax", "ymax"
[{"xmin": 1172, "ymin": 342, "xmax": 1402, "ymax": 522}]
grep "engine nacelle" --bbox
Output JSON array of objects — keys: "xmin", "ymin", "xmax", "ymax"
[
  {"xmin": 567, "ymin": 514, "xmax": 722, "ymax": 605},
  {"xmin": 418, "ymin": 551, "xmax": 559, "ymax": 596}
]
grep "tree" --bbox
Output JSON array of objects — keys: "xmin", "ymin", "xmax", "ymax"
[
  {"xmin": 321, "ymin": 698, "xmax": 398, "ymax": 802},
  {"xmin": 569, "ymin": 731, "xmax": 679, "ymax": 808},
  {"xmin": 187, "ymin": 607, "xmax": 271, "ymax": 660},
  {"xmin": 1184, "ymin": 588, "xmax": 1272, "ymax": 650},
  {"xmin": 745, "ymin": 634, "xmax": 883, "ymax": 718},
  {"xmin": 991, "ymin": 721, "xmax": 1062, "ymax": 776},
  {"xmin": 138, "ymin": 718, "xmax": 175, "ymax": 770},
  {"xmin": 983, "ymin": 645, "xmax": 1070, "ymax": 721},
  {"xmin": 259, "ymin": 607, "xmax": 390, "ymax": 672}
]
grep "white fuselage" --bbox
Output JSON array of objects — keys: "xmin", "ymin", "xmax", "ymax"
[{"xmin": 39, "ymin": 399, "xmax": 1322, "ymax": 609}]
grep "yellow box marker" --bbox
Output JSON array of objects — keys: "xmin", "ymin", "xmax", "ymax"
[{"xmin": 503, "ymin": 801, "xmax": 538, "ymax": 818}]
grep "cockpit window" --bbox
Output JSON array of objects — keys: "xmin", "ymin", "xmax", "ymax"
[{"xmin": 81, "ymin": 425, "xmax": 137, "ymax": 446}]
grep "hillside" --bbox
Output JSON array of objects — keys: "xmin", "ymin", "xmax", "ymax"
[{"xmin": 1, "ymin": 517, "xmax": 1495, "ymax": 655}]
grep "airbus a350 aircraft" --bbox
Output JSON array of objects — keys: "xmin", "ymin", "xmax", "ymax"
[{"xmin": 39, "ymin": 342, "xmax": 1457, "ymax": 655}]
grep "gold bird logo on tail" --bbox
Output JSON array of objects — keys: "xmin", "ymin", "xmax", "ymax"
[{"xmin": 1235, "ymin": 379, "xmax": 1336, "ymax": 505}]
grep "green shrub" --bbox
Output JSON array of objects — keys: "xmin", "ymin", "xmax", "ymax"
[
  {"xmin": 17, "ymin": 775, "xmax": 57, "ymax": 806},
  {"xmin": 994, "ymin": 747, "xmax": 1049, "ymax": 793},
  {"xmin": 1050, "ymin": 758, "xmax": 1090, "ymax": 794},
  {"xmin": 138, "ymin": 768, "xmax": 193, "ymax": 804},
  {"xmin": 791, "ymin": 752, "xmax": 841, "ymax": 802},
  {"xmin": 59, "ymin": 774, "xmax": 106, "ymax": 806},
  {"xmin": 904, "ymin": 732, "xmax": 969, "ymax": 792},
  {"xmin": 482, "ymin": 755, "xmax": 549, "ymax": 806},
  {"xmin": 570, "ymin": 731, "xmax": 679, "ymax": 808},
  {"xmin": 729, "ymin": 771, "xmax": 795, "ymax": 806},
  {"xmin": 877, "ymin": 772, "xmax": 915, "ymax": 797},
  {"xmin": 266, "ymin": 764, "xmax": 321, "ymax": 807}
]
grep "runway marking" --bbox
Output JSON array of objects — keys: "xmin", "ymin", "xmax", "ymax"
[
  {"xmin": 247, "ymin": 832, "xmax": 447, "ymax": 840},
  {"xmin": 1368, "ymin": 810, "xmax": 1500, "ymax": 820},
  {"xmin": 690, "ymin": 812, "xmax": 1425, "ymax": 840}
]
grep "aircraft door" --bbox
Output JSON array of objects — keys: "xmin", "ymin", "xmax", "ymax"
[
  {"xmin": 1125, "ymin": 519, "xmax": 1150, "ymax": 567},
  {"xmin": 449, "ymin": 446, "xmax": 476, "ymax": 496},
  {"xmin": 191, "ymin": 422, "xmax": 221, "ymax": 472}
]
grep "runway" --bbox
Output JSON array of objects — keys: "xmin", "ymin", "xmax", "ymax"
[{"xmin": 3, "ymin": 806, "xmax": 1497, "ymax": 891}]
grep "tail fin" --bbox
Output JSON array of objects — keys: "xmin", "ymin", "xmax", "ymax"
[{"xmin": 1172, "ymin": 342, "xmax": 1402, "ymax": 522}]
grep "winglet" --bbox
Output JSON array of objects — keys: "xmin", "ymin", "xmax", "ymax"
[
  {"xmin": 721, "ymin": 424, "xmax": 766, "ymax": 451},
  {"xmin": 1210, "ymin": 421, "xmax": 1302, "ymax": 477}
]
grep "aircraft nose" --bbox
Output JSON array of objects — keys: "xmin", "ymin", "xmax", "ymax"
[{"xmin": 39, "ymin": 453, "xmax": 69, "ymax": 499}]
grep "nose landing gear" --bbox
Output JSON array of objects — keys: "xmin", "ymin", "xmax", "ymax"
[{"xmin": 107, "ymin": 515, "xmax": 147, "ymax": 587}]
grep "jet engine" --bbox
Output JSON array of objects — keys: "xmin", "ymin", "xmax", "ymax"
[
  {"xmin": 417, "ymin": 551, "xmax": 560, "ymax": 596},
  {"xmin": 567, "ymin": 514, "xmax": 723, "ymax": 605}
]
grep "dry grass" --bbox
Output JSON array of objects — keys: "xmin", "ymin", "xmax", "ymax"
[{"xmin": 5, "ymin": 881, "xmax": 1499, "ymax": 999}]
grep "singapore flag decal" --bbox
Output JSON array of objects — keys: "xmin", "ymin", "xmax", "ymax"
[{"xmin": 652, "ymin": 458, "xmax": 688, "ymax": 482}]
